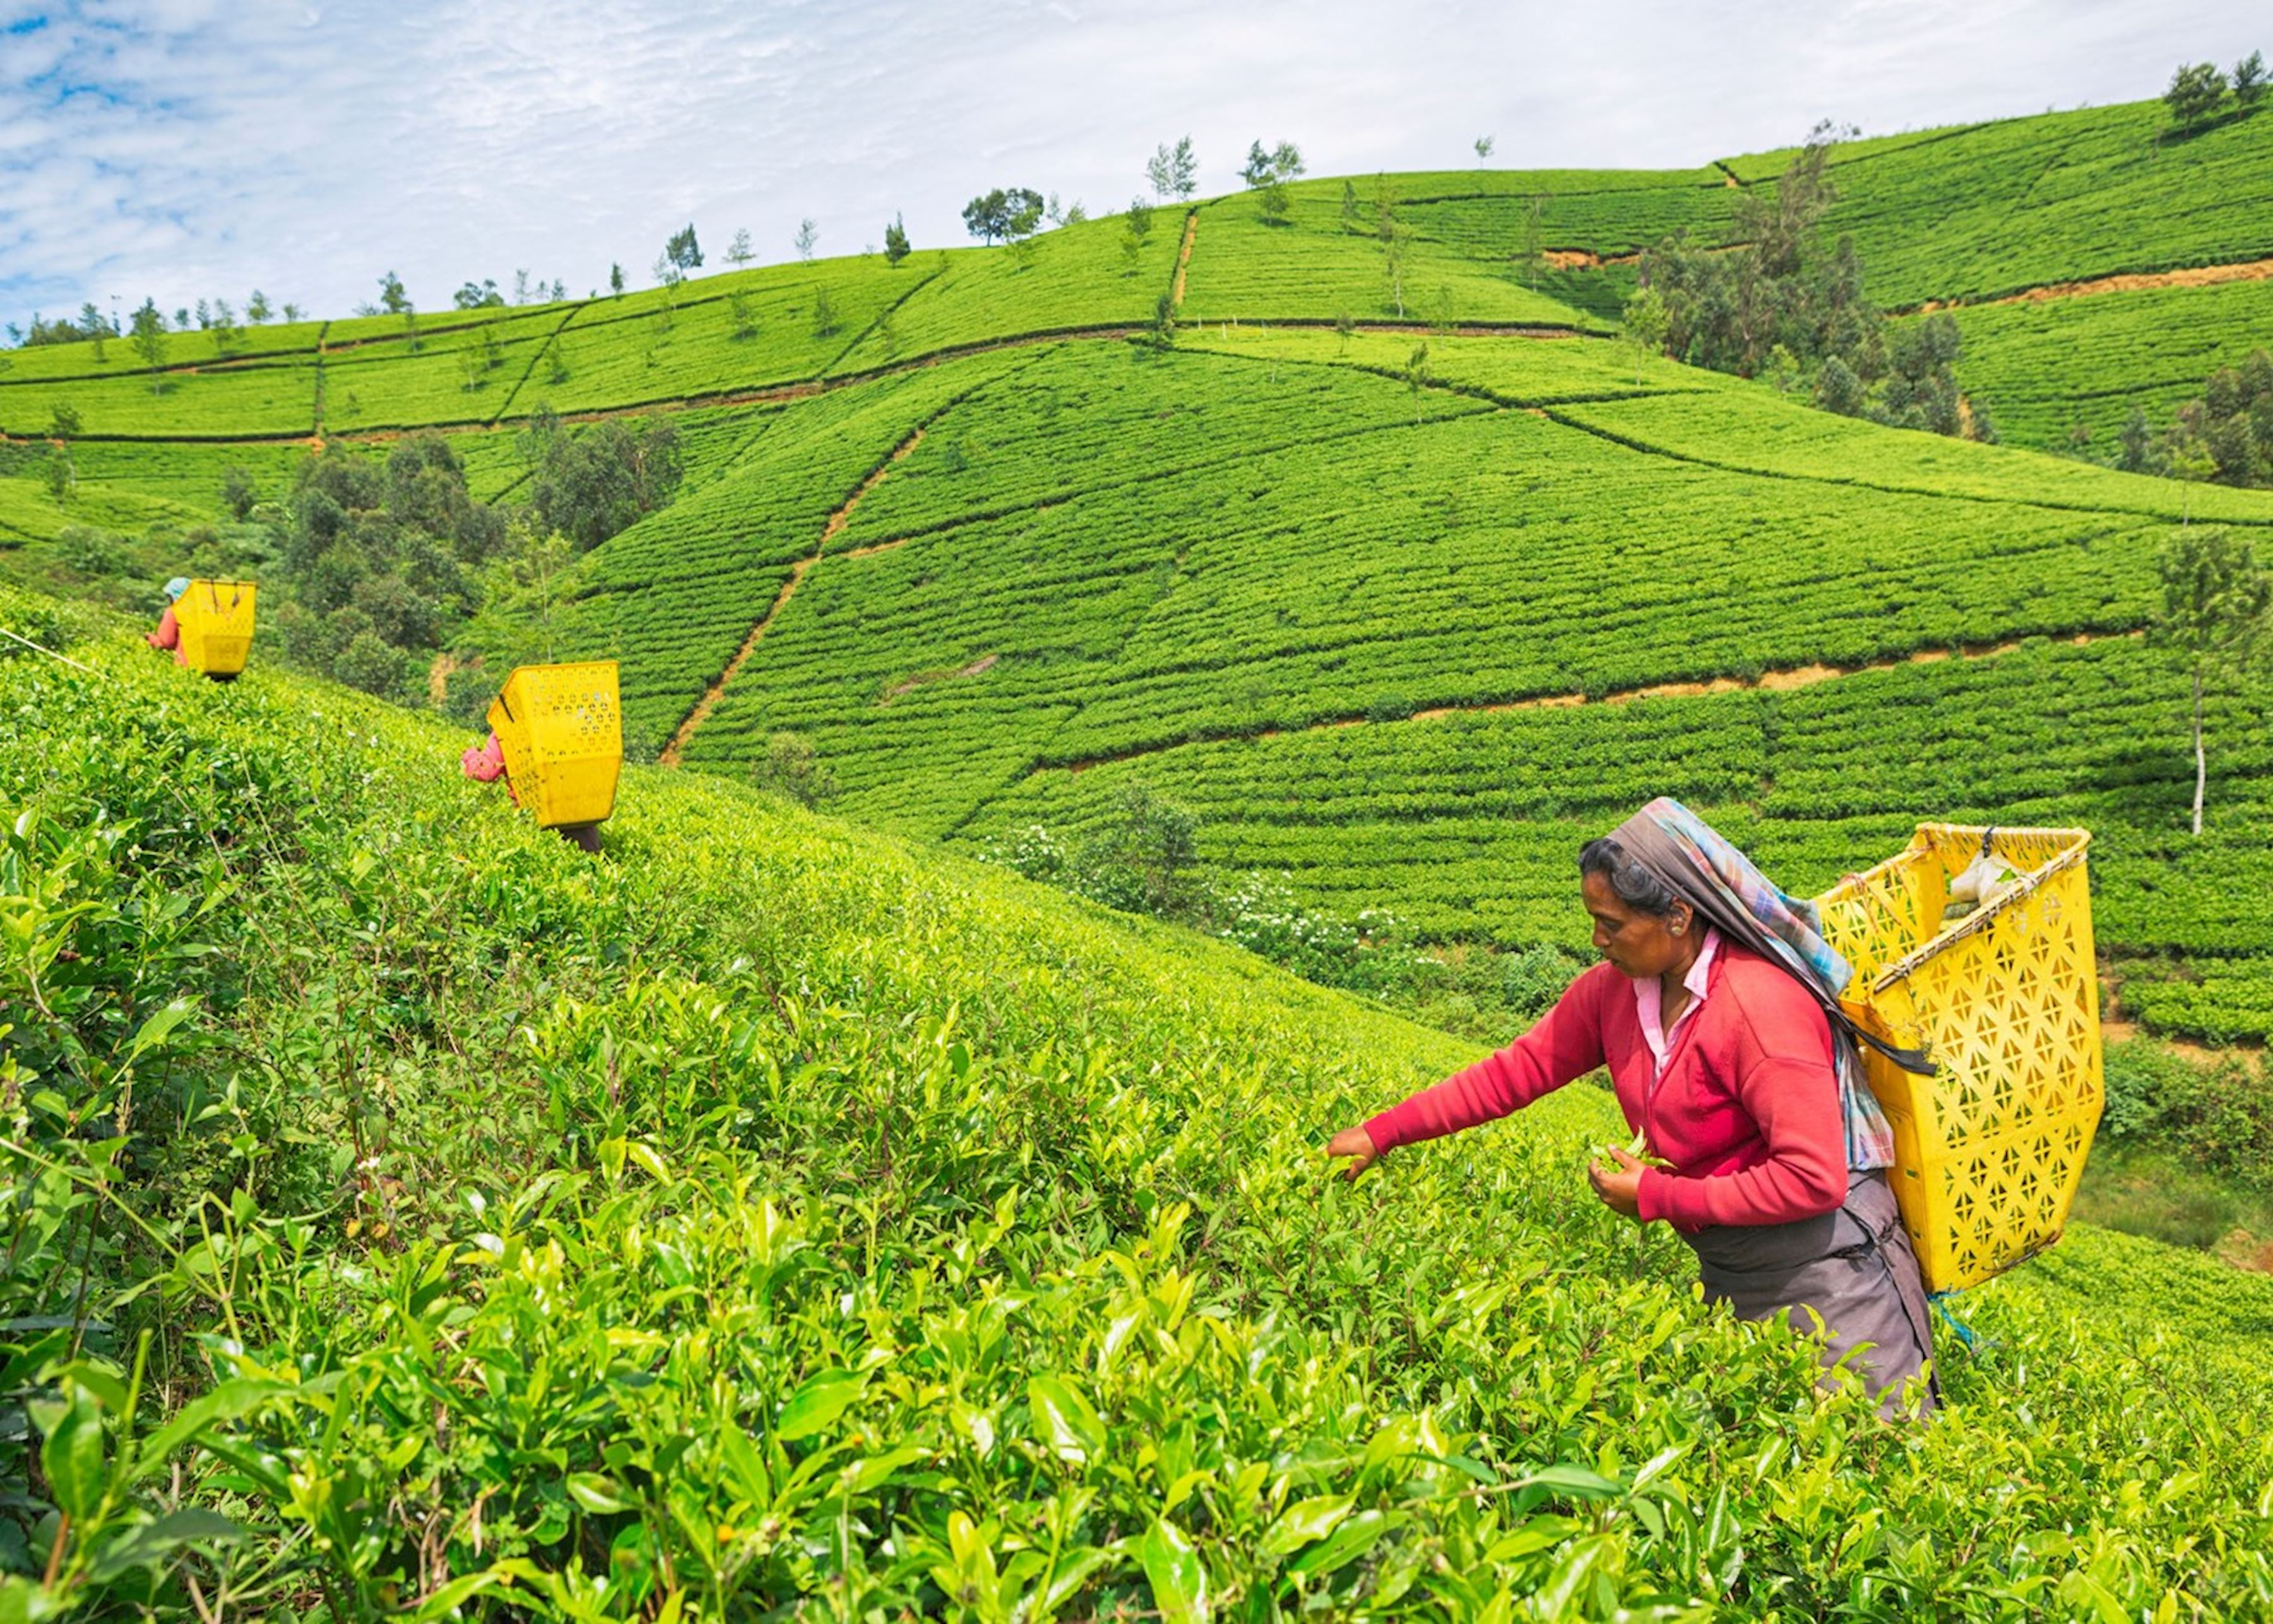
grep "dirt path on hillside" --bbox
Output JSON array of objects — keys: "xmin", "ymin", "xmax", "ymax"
[
  {"xmin": 881, "ymin": 651, "xmax": 999, "ymax": 706},
  {"xmin": 659, "ymin": 426, "xmax": 927, "ymax": 765},
  {"xmin": 1914, "ymin": 256, "xmax": 2273, "ymax": 314},
  {"xmin": 1172, "ymin": 212, "xmax": 1197, "ymax": 309},
  {"xmin": 1542, "ymin": 249, "xmax": 1639, "ymax": 270},
  {"xmin": 1047, "ymin": 630, "xmax": 2136, "ymax": 776}
]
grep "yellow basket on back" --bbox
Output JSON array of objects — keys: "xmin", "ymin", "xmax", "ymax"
[
  {"xmin": 1813, "ymin": 825, "xmax": 2101, "ymax": 1293},
  {"xmin": 487, "ymin": 661, "xmax": 622, "ymax": 829},
  {"xmin": 175, "ymin": 579, "xmax": 258, "ymax": 676}
]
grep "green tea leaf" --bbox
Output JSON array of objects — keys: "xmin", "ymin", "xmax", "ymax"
[
  {"xmin": 566, "ymin": 1472, "xmax": 637, "ymax": 1514},
  {"xmin": 1140, "ymin": 1515, "xmax": 1209, "ymax": 1623},
  {"xmin": 86, "ymin": 1508, "xmax": 242, "ymax": 1584},
  {"xmin": 40, "ymin": 1385, "xmax": 105, "ymax": 1522},
  {"xmin": 775, "ymin": 1370, "xmax": 863, "ymax": 1442},
  {"xmin": 1262, "ymin": 1493, "xmax": 1352, "ymax": 1556},
  {"xmin": 1027, "ymin": 1375, "xmax": 1106, "ymax": 1465}
]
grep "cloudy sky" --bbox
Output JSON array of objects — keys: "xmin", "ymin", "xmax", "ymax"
[{"xmin": 1, "ymin": 0, "xmax": 2263, "ymax": 336}]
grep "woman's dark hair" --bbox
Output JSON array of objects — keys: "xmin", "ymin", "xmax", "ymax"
[{"xmin": 1578, "ymin": 836, "xmax": 1684, "ymax": 917}]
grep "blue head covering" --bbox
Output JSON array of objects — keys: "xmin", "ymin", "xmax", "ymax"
[{"xmin": 163, "ymin": 577, "xmax": 190, "ymax": 600}]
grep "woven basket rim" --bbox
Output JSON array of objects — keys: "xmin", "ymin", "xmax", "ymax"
[{"xmin": 1817, "ymin": 822, "xmax": 2092, "ymax": 995}]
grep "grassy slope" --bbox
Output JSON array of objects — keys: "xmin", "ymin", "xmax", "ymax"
[
  {"xmin": 6, "ymin": 618, "xmax": 2273, "ymax": 1616},
  {"xmin": 605, "ymin": 330, "xmax": 2273, "ymax": 1037},
  {"xmin": 1932, "ymin": 278, "xmax": 2273, "ymax": 453}
]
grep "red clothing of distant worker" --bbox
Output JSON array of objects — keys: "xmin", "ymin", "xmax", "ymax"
[
  {"xmin": 1363, "ymin": 941, "xmax": 1849, "ymax": 1230},
  {"xmin": 146, "ymin": 605, "xmax": 186, "ymax": 665},
  {"xmin": 461, "ymin": 732, "xmax": 507, "ymax": 783}
]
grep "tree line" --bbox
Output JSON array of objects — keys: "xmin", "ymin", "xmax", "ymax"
[
  {"xmin": 2163, "ymin": 50, "xmax": 2267, "ymax": 136},
  {"xmin": 1621, "ymin": 122, "xmax": 1983, "ymax": 441},
  {"xmin": 2094, "ymin": 350, "xmax": 2273, "ymax": 487},
  {"xmin": 7, "ymin": 291, "xmax": 302, "ymax": 353}
]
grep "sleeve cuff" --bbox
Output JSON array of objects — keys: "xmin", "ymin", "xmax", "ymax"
[
  {"xmin": 1360, "ymin": 1115, "xmax": 1399, "ymax": 1156},
  {"xmin": 1635, "ymin": 1168, "xmax": 1693, "ymax": 1226}
]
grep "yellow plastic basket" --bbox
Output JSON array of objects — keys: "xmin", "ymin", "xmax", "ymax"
[
  {"xmin": 487, "ymin": 661, "xmax": 622, "ymax": 829},
  {"xmin": 174, "ymin": 579, "xmax": 258, "ymax": 677},
  {"xmin": 1813, "ymin": 824, "xmax": 2101, "ymax": 1294}
]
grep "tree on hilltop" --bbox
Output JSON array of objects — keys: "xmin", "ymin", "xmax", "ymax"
[
  {"xmin": 2236, "ymin": 50, "xmax": 2267, "ymax": 107},
  {"xmin": 962, "ymin": 187, "xmax": 1043, "ymax": 246},
  {"xmin": 2164, "ymin": 62, "xmax": 2228, "ymax": 135},
  {"xmin": 377, "ymin": 270, "xmax": 418, "ymax": 348},
  {"xmin": 726, "ymin": 227, "xmax": 755, "ymax": 268},
  {"xmin": 1118, "ymin": 196, "xmax": 1154, "ymax": 270},
  {"xmin": 795, "ymin": 218, "xmax": 819, "ymax": 261},
  {"xmin": 454, "ymin": 280, "xmax": 504, "ymax": 309},
  {"xmin": 651, "ymin": 251, "xmax": 685, "ymax": 326},
  {"xmin": 664, "ymin": 223, "xmax": 703, "ymax": 275},
  {"xmin": 609, "ymin": 262, "xmax": 626, "ymax": 297},
  {"xmin": 1147, "ymin": 136, "xmax": 1198, "ymax": 201},
  {"xmin": 129, "ymin": 298, "xmax": 169, "ymax": 391},
  {"xmin": 76, "ymin": 302, "xmax": 110, "ymax": 362},
  {"xmin": 1474, "ymin": 134, "xmax": 1495, "ymax": 162},
  {"xmin": 884, "ymin": 213, "xmax": 911, "ymax": 266},
  {"xmin": 1242, "ymin": 139, "xmax": 1305, "ymax": 225},
  {"xmin": 210, "ymin": 297, "xmax": 243, "ymax": 357},
  {"xmin": 2153, "ymin": 527, "xmax": 2271, "ymax": 834},
  {"xmin": 247, "ymin": 288, "xmax": 272, "ymax": 323}
]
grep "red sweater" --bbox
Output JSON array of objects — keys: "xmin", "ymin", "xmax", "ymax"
[{"xmin": 1364, "ymin": 945, "xmax": 1848, "ymax": 1229}]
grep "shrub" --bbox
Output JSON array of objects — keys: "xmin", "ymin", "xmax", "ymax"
[{"xmin": 752, "ymin": 730, "xmax": 840, "ymax": 807}]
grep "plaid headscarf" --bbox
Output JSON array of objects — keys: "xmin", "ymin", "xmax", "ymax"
[{"xmin": 1603, "ymin": 797, "xmax": 1918, "ymax": 1171}]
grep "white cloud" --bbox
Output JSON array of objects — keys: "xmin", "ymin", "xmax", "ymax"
[{"xmin": 2, "ymin": 0, "xmax": 2265, "ymax": 334}]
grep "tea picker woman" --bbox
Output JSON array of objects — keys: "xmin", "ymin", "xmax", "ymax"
[
  {"xmin": 1326, "ymin": 798, "xmax": 1938, "ymax": 1415},
  {"xmin": 145, "ymin": 577, "xmax": 189, "ymax": 664},
  {"xmin": 460, "ymin": 731, "xmax": 602, "ymax": 853}
]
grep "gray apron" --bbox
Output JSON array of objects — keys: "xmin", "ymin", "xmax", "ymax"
[{"xmin": 1682, "ymin": 1168, "xmax": 1937, "ymax": 1416}]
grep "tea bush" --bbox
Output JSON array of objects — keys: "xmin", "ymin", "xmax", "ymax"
[{"xmin": 5, "ymin": 610, "xmax": 2273, "ymax": 1619}]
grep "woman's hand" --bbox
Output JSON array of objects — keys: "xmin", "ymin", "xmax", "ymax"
[
  {"xmin": 1324, "ymin": 1125, "xmax": 1380, "ymax": 1180},
  {"xmin": 1588, "ymin": 1144, "xmax": 1647, "ymax": 1220}
]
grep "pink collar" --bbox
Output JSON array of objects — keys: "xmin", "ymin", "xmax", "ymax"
[{"xmin": 1633, "ymin": 927, "xmax": 1721, "ymax": 1074}]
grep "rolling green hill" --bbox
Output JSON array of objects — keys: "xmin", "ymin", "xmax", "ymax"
[
  {"xmin": 6, "ymin": 605, "xmax": 2273, "ymax": 1618},
  {"xmin": 8, "ymin": 94, "xmax": 2273, "ymax": 1043}
]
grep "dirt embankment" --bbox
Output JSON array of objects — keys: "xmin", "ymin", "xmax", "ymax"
[
  {"xmin": 1541, "ymin": 249, "xmax": 1639, "ymax": 271},
  {"xmin": 1050, "ymin": 631, "xmax": 2135, "ymax": 776},
  {"xmin": 1916, "ymin": 256, "xmax": 2273, "ymax": 314}
]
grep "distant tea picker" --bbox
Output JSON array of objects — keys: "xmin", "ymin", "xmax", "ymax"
[
  {"xmin": 147, "ymin": 576, "xmax": 257, "ymax": 680},
  {"xmin": 1328, "ymin": 798, "xmax": 1942, "ymax": 1415},
  {"xmin": 145, "ymin": 577, "xmax": 191, "ymax": 663},
  {"xmin": 462, "ymin": 661, "xmax": 623, "ymax": 854}
]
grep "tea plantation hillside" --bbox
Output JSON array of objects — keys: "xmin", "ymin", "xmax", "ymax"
[
  {"xmin": 561, "ymin": 326, "xmax": 2272, "ymax": 1041},
  {"xmin": 8, "ymin": 92, "xmax": 2273, "ymax": 1046},
  {"xmin": 8, "ymin": 605, "xmax": 2273, "ymax": 1618}
]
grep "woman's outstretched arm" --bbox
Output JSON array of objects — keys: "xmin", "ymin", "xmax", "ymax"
[{"xmin": 1327, "ymin": 964, "xmax": 1612, "ymax": 1174}]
